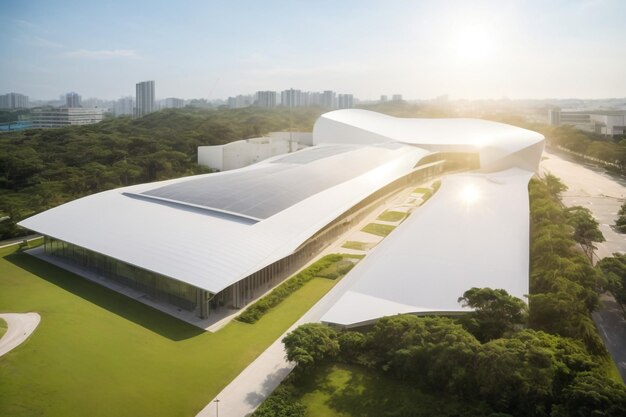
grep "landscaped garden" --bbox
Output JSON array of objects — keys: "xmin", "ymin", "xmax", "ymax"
[
  {"xmin": 0, "ymin": 245, "xmax": 351, "ymax": 417},
  {"xmin": 360, "ymin": 223, "xmax": 395, "ymax": 237}
]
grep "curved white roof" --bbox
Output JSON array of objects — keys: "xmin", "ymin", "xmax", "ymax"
[
  {"xmin": 314, "ymin": 109, "xmax": 544, "ymax": 172},
  {"xmin": 321, "ymin": 168, "xmax": 533, "ymax": 327},
  {"xmin": 19, "ymin": 110, "xmax": 544, "ymax": 304}
]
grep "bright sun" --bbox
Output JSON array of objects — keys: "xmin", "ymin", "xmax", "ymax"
[{"xmin": 453, "ymin": 24, "xmax": 496, "ymax": 64}]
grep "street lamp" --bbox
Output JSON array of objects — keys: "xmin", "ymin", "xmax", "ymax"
[{"xmin": 214, "ymin": 399, "xmax": 220, "ymax": 417}]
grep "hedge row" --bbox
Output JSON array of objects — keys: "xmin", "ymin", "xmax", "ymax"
[{"xmin": 236, "ymin": 254, "xmax": 344, "ymax": 324}]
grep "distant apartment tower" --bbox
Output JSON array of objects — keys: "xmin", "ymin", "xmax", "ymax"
[
  {"xmin": 66, "ymin": 92, "xmax": 82, "ymax": 108},
  {"xmin": 227, "ymin": 95, "xmax": 252, "ymax": 109},
  {"xmin": 321, "ymin": 90, "xmax": 336, "ymax": 108},
  {"xmin": 136, "ymin": 80, "xmax": 155, "ymax": 117},
  {"xmin": 165, "ymin": 97, "xmax": 185, "ymax": 109},
  {"xmin": 0, "ymin": 92, "xmax": 29, "ymax": 109},
  {"xmin": 392, "ymin": 94, "xmax": 403, "ymax": 102},
  {"xmin": 380, "ymin": 95, "xmax": 388, "ymax": 103},
  {"xmin": 255, "ymin": 91, "xmax": 277, "ymax": 108},
  {"xmin": 32, "ymin": 107, "xmax": 104, "ymax": 128},
  {"xmin": 281, "ymin": 89, "xmax": 303, "ymax": 107},
  {"xmin": 338, "ymin": 94, "xmax": 354, "ymax": 109},
  {"xmin": 114, "ymin": 96, "xmax": 134, "ymax": 116}
]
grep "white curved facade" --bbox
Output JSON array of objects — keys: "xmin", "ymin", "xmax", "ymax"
[{"xmin": 19, "ymin": 109, "xmax": 544, "ymax": 322}]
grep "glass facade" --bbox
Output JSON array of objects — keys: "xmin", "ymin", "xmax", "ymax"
[{"xmin": 44, "ymin": 237, "xmax": 203, "ymax": 312}]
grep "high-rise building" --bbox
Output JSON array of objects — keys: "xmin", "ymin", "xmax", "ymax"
[
  {"xmin": 338, "ymin": 94, "xmax": 354, "ymax": 109},
  {"xmin": 114, "ymin": 97, "xmax": 135, "ymax": 116},
  {"xmin": 392, "ymin": 94, "xmax": 403, "ymax": 102},
  {"xmin": 136, "ymin": 80, "xmax": 155, "ymax": 117},
  {"xmin": 380, "ymin": 95, "xmax": 388, "ymax": 103},
  {"xmin": 165, "ymin": 97, "xmax": 185, "ymax": 109},
  {"xmin": 0, "ymin": 92, "xmax": 29, "ymax": 109},
  {"xmin": 66, "ymin": 92, "xmax": 82, "ymax": 108},
  {"xmin": 254, "ymin": 91, "xmax": 277, "ymax": 108},
  {"xmin": 281, "ymin": 89, "xmax": 303, "ymax": 108},
  {"xmin": 321, "ymin": 90, "xmax": 336, "ymax": 108},
  {"xmin": 227, "ymin": 95, "xmax": 253, "ymax": 109}
]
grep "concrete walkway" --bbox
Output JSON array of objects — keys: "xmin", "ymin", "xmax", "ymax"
[
  {"xmin": 592, "ymin": 293, "xmax": 626, "ymax": 382},
  {"xmin": 0, "ymin": 312, "xmax": 41, "ymax": 357}
]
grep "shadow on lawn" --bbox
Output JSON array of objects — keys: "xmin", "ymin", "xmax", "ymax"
[{"xmin": 8, "ymin": 253, "xmax": 204, "ymax": 341}]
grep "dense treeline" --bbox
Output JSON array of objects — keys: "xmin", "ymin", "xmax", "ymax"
[
  {"xmin": 546, "ymin": 125, "xmax": 626, "ymax": 168},
  {"xmin": 257, "ymin": 175, "xmax": 624, "ymax": 417},
  {"xmin": 0, "ymin": 107, "xmax": 323, "ymax": 239}
]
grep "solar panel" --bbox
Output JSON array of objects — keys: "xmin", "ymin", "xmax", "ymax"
[{"xmin": 139, "ymin": 144, "xmax": 406, "ymax": 220}]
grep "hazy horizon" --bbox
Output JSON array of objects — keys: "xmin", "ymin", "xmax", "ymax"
[{"xmin": 1, "ymin": 0, "xmax": 626, "ymax": 101}]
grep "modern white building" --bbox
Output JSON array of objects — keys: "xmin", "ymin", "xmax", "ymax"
[
  {"xmin": 19, "ymin": 110, "xmax": 543, "ymax": 324},
  {"xmin": 31, "ymin": 107, "xmax": 104, "ymax": 128},
  {"xmin": 136, "ymin": 80, "xmax": 155, "ymax": 117},
  {"xmin": 548, "ymin": 108, "xmax": 626, "ymax": 137},
  {"xmin": 198, "ymin": 132, "xmax": 313, "ymax": 171}
]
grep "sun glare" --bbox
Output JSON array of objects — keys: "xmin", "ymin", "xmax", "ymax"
[
  {"xmin": 461, "ymin": 184, "xmax": 480, "ymax": 205},
  {"xmin": 453, "ymin": 24, "xmax": 496, "ymax": 64}
]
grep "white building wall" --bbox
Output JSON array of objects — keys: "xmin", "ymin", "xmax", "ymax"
[{"xmin": 198, "ymin": 132, "xmax": 312, "ymax": 171}]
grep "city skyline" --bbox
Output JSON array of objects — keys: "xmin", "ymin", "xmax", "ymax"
[{"xmin": 1, "ymin": 0, "xmax": 626, "ymax": 101}]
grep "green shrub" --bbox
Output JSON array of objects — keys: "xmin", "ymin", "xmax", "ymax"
[{"xmin": 237, "ymin": 254, "xmax": 344, "ymax": 324}]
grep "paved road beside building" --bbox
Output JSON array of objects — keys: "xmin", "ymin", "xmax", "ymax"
[{"xmin": 592, "ymin": 293, "xmax": 626, "ymax": 382}]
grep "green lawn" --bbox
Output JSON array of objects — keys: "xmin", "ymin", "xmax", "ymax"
[
  {"xmin": 341, "ymin": 241, "xmax": 372, "ymax": 251},
  {"xmin": 294, "ymin": 363, "xmax": 492, "ymax": 417},
  {"xmin": 376, "ymin": 210, "xmax": 406, "ymax": 222},
  {"xmin": 0, "ymin": 246, "xmax": 342, "ymax": 417},
  {"xmin": 413, "ymin": 187, "xmax": 432, "ymax": 194},
  {"xmin": 361, "ymin": 223, "xmax": 396, "ymax": 237},
  {"xmin": 0, "ymin": 317, "xmax": 6, "ymax": 339}
]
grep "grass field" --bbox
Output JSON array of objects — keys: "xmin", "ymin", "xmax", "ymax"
[
  {"xmin": 0, "ymin": 317, "xmax": 6, "ymax": 339},
  {"xmin": 341, "ymin": 241, "xmax": 371, "ymax": 251},
  {"xmin": 361, "ymin": 223, "xmax": 396, "ymax": 237},
  {"xmin": 376, "ymin": 210, "xmax": 406, "ymax": 222},
  {"xmin": 292, "ymin": 363, "xmax": 491, "ymax": 417},
  {"xmin": 0, "ymin": 246, "xmax": 343, "ymax": 417}
]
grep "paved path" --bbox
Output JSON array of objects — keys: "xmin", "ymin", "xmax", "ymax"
[
  {"xmin": 592, "ymin": 293, "xmax": 626, "ymax": 382},
  {"xmin": 0, "ymin": 313, "xmax": 41, "ymax": 357}
]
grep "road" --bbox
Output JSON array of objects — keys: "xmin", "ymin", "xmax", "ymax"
[
  {"xmin": 0, "ymin": 313, "xmax": 41, "ymax": 357},
  {"xmin": 542, "ymin": 151, "xmax": 626, "ymax": 383}
]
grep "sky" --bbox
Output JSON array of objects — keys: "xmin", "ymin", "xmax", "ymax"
[{"xmin": 1, "ymin": 0, "xmax": 625, "ymax": 101}]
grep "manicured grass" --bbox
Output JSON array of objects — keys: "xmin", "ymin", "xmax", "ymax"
[
  {"xmin": 341, "ymin": 241, "xmax": 371, "ymax": 251},
  {"xmin": 0, "ymin": 317, "xmax": 6, "ymax": 340},
  {"xmin": 293, "ymin": 363, "xmax": 492, "ymax": 417},
  {"xmin": 361, "ymin": 223, "xmax": 395, "ymax": 237},
  {"xmin": 0, "ymin": 246, "xmax": 342, "ymax": 417},
  {"xmin": 376, "ymin": 210, "xmax": 406, "ymax": 222},
  {"xmin": 413, "ymin": 187, "xmax": 432, "ymax": 194}
]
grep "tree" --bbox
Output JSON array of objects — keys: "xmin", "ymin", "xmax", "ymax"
[
  {"xmin": 282, "ymin": 323, "xmax": 339, "ymax": 372},
  {"xmin": 614, "ymin": 201, "xmax": 626, "ymax": 233},
  {"xmin": 597, "ymin": 253, "xmax": 626, "ymax": 305},
  {"xmin": 565, "ymin": 206, "xmax": 605, "ymax": 262},
  {"xmin": 552, "ymin": 371, "xmax": 626, "ymax": 417},
  {"xmin": 544, "ymin": 173, "xmax": 568, "ymax": 198},
  {"xmin": 457, "ymin": 287, "xmax": 527, "ymax": 342}
]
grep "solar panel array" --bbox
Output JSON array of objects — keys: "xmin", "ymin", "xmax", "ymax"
[{"xmin": 139, "ymin": 145, "xmax": 404, "ymax": 220}]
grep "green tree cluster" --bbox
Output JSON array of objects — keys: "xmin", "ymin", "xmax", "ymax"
[
  {"xmin": 614, "ymin": 201, "xmax": 626, "ymax": 233},
  {"xmin": 597, "ymin": 253, "xmax": 626, "ymax": 305},
  {"xmin": 528, "ymin": 177, "xmax": 606, "ymax": 354},
  {"xmin": 547, "ymin": 125, "xmax": 626, "ymax": 170},
  {"xmin": 0, "ymin": 107, "xmax": 323, "ymax": 239},
  {"xmin": 282, "ymin": 316, "xmax": 625, "ymax": 417}
]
